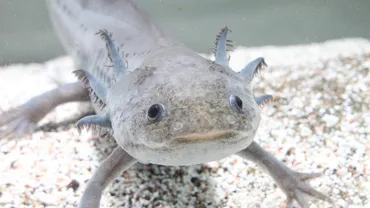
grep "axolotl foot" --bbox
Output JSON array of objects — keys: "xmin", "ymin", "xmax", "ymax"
[
  {"xmin": 238, "ymin": 141, "xmax": 332, "ymax": 208},
  {"xmin": 0, "ymin": 101, "xmax": 39, "ymax": 139},
  {"xmin": 0, "ymin": 105, "xmax": 35, "ymax": 138},
  {"xmin": 0, "ymin": 82, "xmax": 89, "ymax": 139},
  {"xmin": 280, "ymin": 171, "xmax": 332, "ymax": 208}
]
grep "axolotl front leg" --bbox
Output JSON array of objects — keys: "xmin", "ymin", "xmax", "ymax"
[
  {"xmin": 78, "ymin": 146, "xmax": 137, "ymax": 208},
  {"xmin": 215, "ymin": 27, "xmax": 332, "ymax": 208}
]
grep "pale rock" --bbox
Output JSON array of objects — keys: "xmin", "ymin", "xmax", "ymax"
[
  {"xmin": 299, "ymin": 124, "xmax": 313, "ymax": 137},
  {"xmin": 322, "ymin": 114, "xmax": 340, "ymax": 127}
]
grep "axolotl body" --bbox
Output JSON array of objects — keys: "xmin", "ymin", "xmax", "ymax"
[{"xmin": 0, "ymin": 0, "xmax": 332, "ymax": 207}]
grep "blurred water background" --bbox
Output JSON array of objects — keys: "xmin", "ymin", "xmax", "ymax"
[{"xmin": 0, "ymin": 0, "xmax": 369, "ymax": 66}]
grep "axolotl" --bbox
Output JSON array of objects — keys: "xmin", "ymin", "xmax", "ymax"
[{"xmin": 0, "ymin": 0, "xmax": 332, "ymax": 207}]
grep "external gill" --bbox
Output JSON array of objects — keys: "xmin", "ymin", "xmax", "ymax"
[
  {"xmin": 73, "ymin": 70, "xmax": 113, "ymax": 136},
  {"xmin": 74, "ymin": 29, "xmax": 129, "ymax": 136},
  {"xmin": 238, "ymin": 57, "xmax": 268, "ymax": 82},
  {"xmin": 211, "ymin": 26, "xmax": 267, "ymax": 82},
  {"xmin": 76, "ymin": 114, "xmax": 112, "ymax": 135},
  {"xmin": 73, "ymin": 69, "xmax": 107, "ymax": 109},
  {"xmin": 255, "ymin": 95, "xmax": 273, "ymax": 107},
  {"xmin": 211, "ymin": 26, "xmax": 272, "ymax": 107},
  {"xmin": 73, "ymin": 29, "xmax": 128, "ymax": 109},
  {"xmin": 96, "ymin": 29, "xmax": 128, "ymax": 76},
  {"xmin": 212, "ymin": 26, "xmax": 234, "ymax": 67},
  {"xmin": 238, "ymin": 58, "xmax": 271, "ymax": 106}
]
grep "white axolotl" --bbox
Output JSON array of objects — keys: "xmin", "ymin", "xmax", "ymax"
[{"xmin": 0, "ymin": 0, "xmax": 332, "ymax": 207}]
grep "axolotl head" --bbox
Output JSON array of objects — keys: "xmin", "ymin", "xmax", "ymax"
[{"xmin": 75, "ymin": 27, "xmax": 272, "ymax": 166}]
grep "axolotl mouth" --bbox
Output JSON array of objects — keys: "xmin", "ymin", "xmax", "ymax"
[
  {"xmin": 170, "ymin": 130, "xmax": 243, "ymax": 145},
  {"xmin": 128, "ymin": 129, "xmax": 256, "ymax": 166}
]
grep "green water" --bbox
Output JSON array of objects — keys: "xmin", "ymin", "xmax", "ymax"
[{"xmin": 0, "ymin": 0, "xmax": 369, "ymax": 66}]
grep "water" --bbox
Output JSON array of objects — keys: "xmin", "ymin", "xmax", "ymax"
[{"xmin": 0, "ymin": 0, "xmax": 369, "ymax": 66}]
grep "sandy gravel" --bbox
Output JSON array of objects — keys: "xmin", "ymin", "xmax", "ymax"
[{"xmin": 0, "ymin": 38, "xmax": 369, "ymax": 208}]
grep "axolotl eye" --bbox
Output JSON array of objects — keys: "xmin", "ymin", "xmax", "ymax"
[
  {"xmin": 147, "ymin": 103, "xmax": 166, "ymax": 122},
  {"xmin": 229, "ymin": 95, "xmax": 243, "ymax": 113}
]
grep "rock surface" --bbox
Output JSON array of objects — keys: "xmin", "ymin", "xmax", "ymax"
[{"xmin": 0, "ymin": 38, "xmax": 369, "ymax": 208}]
